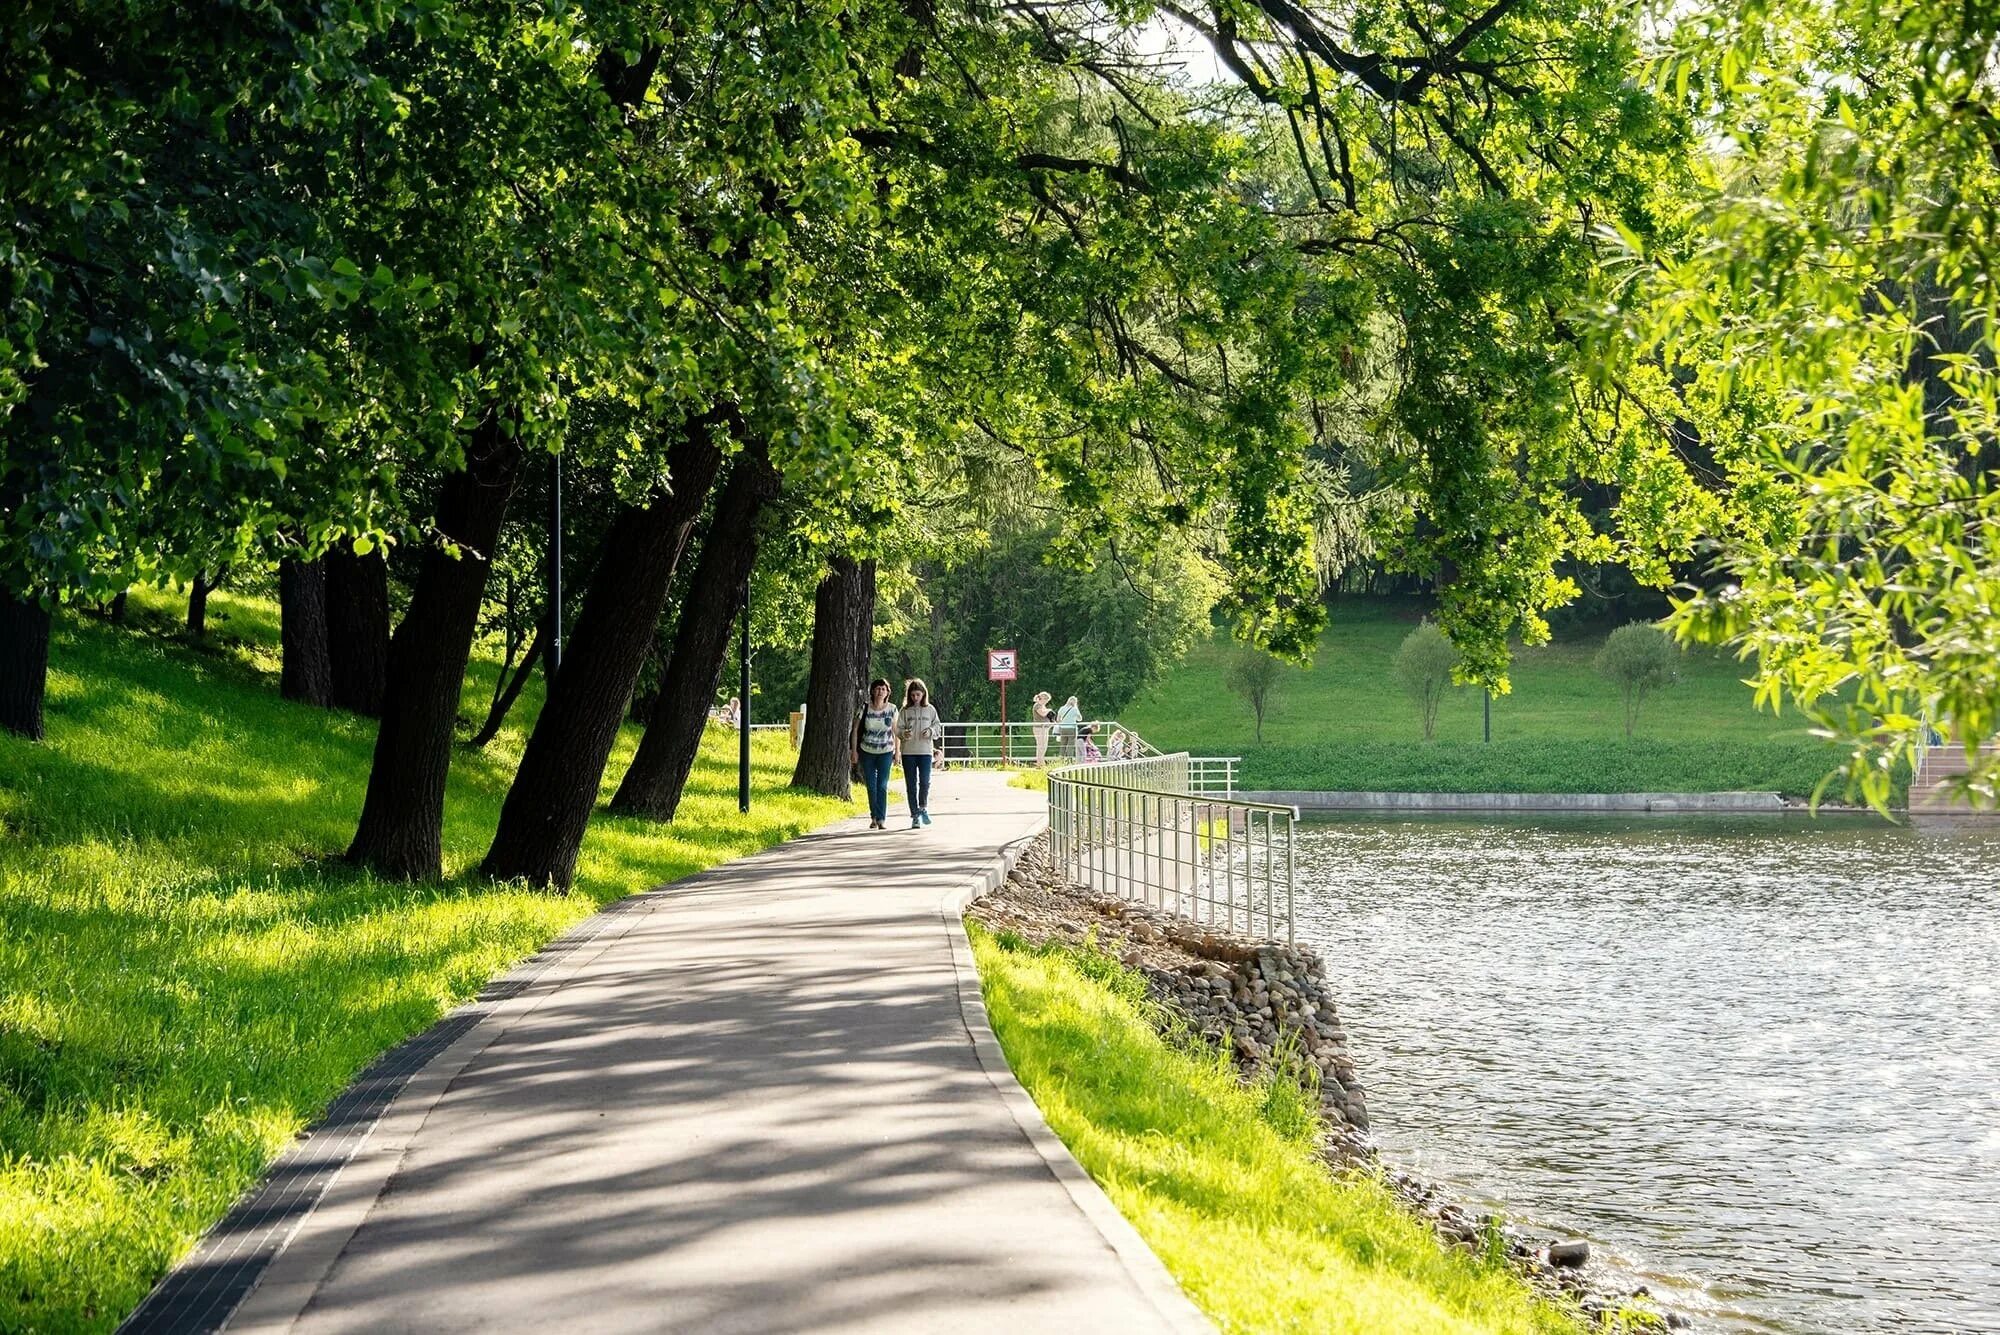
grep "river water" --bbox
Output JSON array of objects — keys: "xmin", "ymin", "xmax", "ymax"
[{"xmin": 1291, "ymin": 814, "xmax": 2000, "ymax": 1335}]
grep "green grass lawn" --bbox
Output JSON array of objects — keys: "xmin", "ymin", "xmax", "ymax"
[
  {"xmin": 0, "ymin": 587, "xmax": 850, "ymax": 1334},
  {"xmin": 1121, "ymin": 601, "xmax": 1853, "ymax": 796},
  {"xmin": 970, "ymin": 927, "xmax": 1591, "ymax": 1335}
]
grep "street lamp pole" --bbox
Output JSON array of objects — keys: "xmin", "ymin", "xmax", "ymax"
[
  {"xmin": 1483, "ymin": 687, "xmax": 1491, "ymax": 743},
  {"xmin": 547, "ymin": 452, "xmax": 564, "ymax": 680},
  {"xmin": 739, "ymin": 570, "xmax": 751, "ymax": 814}
]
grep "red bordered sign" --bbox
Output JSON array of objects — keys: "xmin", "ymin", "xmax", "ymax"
[{"xmin": 987, "ymin": 648, "xmax": 1018, "ymax": 681}]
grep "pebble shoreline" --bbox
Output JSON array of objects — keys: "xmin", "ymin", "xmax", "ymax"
[{"xmin": 968, "ymin": 835, "xmax": 1688, "ymax": 1331}]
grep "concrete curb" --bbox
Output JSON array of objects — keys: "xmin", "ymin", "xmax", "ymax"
[
  {"xmin": 1244, "ymin": 789, "xmax": 1804, "ymax": 813},
  {"xmin": 939, "ymin": 825, "xmax": 1216, "ymax": 1335}
]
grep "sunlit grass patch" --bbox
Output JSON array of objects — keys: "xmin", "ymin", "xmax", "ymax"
[
  {"xmin": 0, "ymin": 594, "xmax": 849, "ymax": 1332},
  {"xmin": 970, "ymin": 927, "xmax": 1585, "ymax": 1335}
]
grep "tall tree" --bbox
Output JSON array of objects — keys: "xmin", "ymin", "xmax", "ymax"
[
  {"xmin": 278, "ymin": 557, "xmax": 334, "ymax": 707},
  {"xmin": 347, "ymin": 421, "xmax": 521, "ymax": 879},
  {"xmin": 325, "ymin": 540, "xmax": 390, "ymax": 715},
  {"xmin": 792, "ymin": 556, "xmax": 877, "ymax": 797},
  {"xmin": 480, "ymin": 422, "xmax": 726, "ymax": 888},
  {"xmin": 613, "ymin": 443, "xmax": 782, "ymax": 820}
]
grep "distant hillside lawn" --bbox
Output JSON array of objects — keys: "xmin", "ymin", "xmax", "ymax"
[{"xmin": 1121, "ymin": 602, "xmax": 1854, "ymax": 798}]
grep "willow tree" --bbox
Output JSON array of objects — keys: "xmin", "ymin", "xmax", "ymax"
[{"xmin": 1592, "ymin": 1, "xmax": 2000, "ymax": 807}]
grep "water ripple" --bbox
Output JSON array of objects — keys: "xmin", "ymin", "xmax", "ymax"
[{"xmin": 1293, "ymin": 813, "xmax": 2000, "ymax": 1335}]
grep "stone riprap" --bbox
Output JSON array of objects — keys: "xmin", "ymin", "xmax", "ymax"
[{"xmin": 967, "ymin": 837, "xmax": 1369, "ymax": 1137}]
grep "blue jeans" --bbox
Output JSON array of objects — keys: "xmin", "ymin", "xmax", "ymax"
[
  {"xmin": 902, "ymin": 753, "xmax": 932, "ymax": 819},
  {"xmin": 859, "ymin": 750, "xmax": 894, "ymax": 823}
]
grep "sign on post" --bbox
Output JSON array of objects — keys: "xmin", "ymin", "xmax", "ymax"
[{"xmin": 987, "ymin": 648, "xmax": 1018, "ymax": 761}]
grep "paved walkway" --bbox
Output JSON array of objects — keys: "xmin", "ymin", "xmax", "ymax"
[{"xmin": 212, "ymin": 771, "xmax": 1205, "ymax": 1334}]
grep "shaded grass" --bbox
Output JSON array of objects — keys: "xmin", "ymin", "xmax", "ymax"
[
  {"xmin": 970, "ymin": 927, "xmax": 1585, "ymax": 1335},
  {"xmin": 0, "ymin": 587, "xmax": 850, "ymax": 1333},
  {"xmin": 1121, "ymin": 602, "xmax": 1850, "ymax": 796}
]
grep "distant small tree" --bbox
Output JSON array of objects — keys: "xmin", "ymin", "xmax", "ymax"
[
  {"xmin": 1394, "ymin": 620, "xmax": 1457, "ymax": 741},
  {"xmin": 1226, "ymin": 649, "xmax": 1285, "ymax": 742},
  {"xmin": 1595, "ymin": 622, "xmax": 1681, "ymax": 739}
]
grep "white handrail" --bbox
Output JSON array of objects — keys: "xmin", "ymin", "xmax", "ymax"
[{"xmin": 1046, "ymin": 751, "xmax": 1295, "ymax": 943}]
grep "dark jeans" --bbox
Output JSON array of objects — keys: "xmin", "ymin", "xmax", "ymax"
[
  {"xmin": 902, "ymin": 752, "xmax": 933, "ymax": 818},
  {"xmin": 859, "ymin": 750, "xmax": 893, "ymax": 824}
]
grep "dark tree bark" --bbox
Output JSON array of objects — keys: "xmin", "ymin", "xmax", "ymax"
[
  {"xmin": 0, "ymin": 592, "xmax": 51, "ymax": 741},
  {"xmin": 107, "ymin": 591, "xmax": 127, "ymax": 623},
  {"xmin": 347, "ymin": 419, "xmax": 522, "ymax": 880},
  {"xmin": 790, "ymin": 556, "xmax": 876, "ymax": 798},
  {"xmin": 469, "ymin": 626, "xmax": 543, "ymax": 748},
  {"xmin": 480, "ymin": 423, "xmax": 726, "ymax": 888},
  {"xmin": 279, "ymin": 557, "xmax": 334, "ymax": 707},
  {"xmin": 187, "ymin": 573, "xmax": 212, "ymax": 638},
  {"xmin": 325, "ymin": 541, "xmax": 391, "ymax": 715},
  {"xmin": 612, "ymin": 445, "xmax": 780, "ymax": 820}
]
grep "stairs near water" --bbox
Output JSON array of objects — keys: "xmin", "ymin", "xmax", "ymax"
[{"xmin": 1909, "ymin": 740, "xmax": 1993, "ymax": 818}]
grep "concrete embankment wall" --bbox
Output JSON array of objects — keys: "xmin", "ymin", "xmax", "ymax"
[{"xmin": 1240, "ymin": 789, "xmax": 1792, "ymax": 813}]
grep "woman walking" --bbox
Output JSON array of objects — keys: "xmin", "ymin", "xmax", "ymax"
[
  {"xmin": 852, "ymin": 678, "xmax": 898, "ymax": 830},
  {"xmin": 1030, "ymin": 691, "xmax": 1054, "ymax": 766},
  {"xmin": 896, "ymin": 679, "xmax": 942, "ymax": 828}
]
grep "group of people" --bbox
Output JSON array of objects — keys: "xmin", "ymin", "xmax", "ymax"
[
  {"xmin": 843, "ymin": 679, "xmax": 1139, "ymax": 832},
  {"xmin": 851, "ymin": 678, "xmax": 943, "ymax": 830},
  {"xmin": 1025, "ymin": 692, "xmax": 1135, "ymax": 764}
]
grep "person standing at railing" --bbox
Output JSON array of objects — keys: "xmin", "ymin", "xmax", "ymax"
[
  {"xmin": 896, "ymin": 678, "xmax": 942, "ymax": 828},
  {"xmin": 852, "ymin": 678, "xmax": 898, "ymax": 830},
  {"xmin": 1030, "ymin": 691, "xmax": 1054, "ymax": 766},
  {"xmin": 1056, "ymin": 695, "xmax": 1082, "ymax": 759}
]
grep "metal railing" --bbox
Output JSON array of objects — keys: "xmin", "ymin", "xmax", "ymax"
[
  {"xmin": 925, "ymin": 720, "xmax": 1171, "ymax": 770},
  {"xmin": 1047, "ymin": 752, "xmax": 1296, "ymax": 942}
]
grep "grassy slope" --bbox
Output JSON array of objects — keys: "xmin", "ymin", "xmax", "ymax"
[
  {"xmin": 1121, "ymin": 601, "xmax": 1846, "ymax": 795},
  {"xmin": 0, "ymin": 588, "xmax": 849, "ymax": 1334},
  {"xmin": 970, "ymin": 928, "xmax": 1584, "ymax": 1335}
]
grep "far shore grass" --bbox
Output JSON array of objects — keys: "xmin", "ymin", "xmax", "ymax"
[
  {"xmin": 0, "ymin": 588, "xmax": 850, "ymax": 1334},
  {"xmin": 1121, "ymin": 601, "xmax": 1865, "ymax": 798},
  {"xmin": 969, "ymin": 926, "xmax": 1590, "ymax": 1335}
]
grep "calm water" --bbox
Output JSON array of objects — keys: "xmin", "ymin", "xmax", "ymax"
[{"xmin": 1293, "ymin": 815, "xmax": 2000, "ymax": 1335}]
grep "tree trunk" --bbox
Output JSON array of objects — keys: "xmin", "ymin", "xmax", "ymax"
[
  {"xmin": 325, "ymin": 541, "xmax": 391, "ymax": 715},
  {"xmin": 790, "ymin": 556, "xmax": 876, "ymax": 798},
  {"xmin": 107, "ymin": 590, "xmax": 128, "ymax": 624},
  {"xmin": 187, "ymin": 573, "xmax": 211, "ymax": 638},
  {"xmin": 612, "ymin": 445, "xmax": 780, "ymax": 820},
  {"xmin": 347, "ymin": 420, "xmax": 521, "ymax": 880},
  {"xmin": 480, "ymin": 424, "xmax": 726, "ymax": 888},
  {"xmin": 469, "ymin": 626, "xmax": 543, "ymax": 748},
  {"xmin": 279, "ymin": 557, "xmax": 334, "ymax": 707},
  {"xmin": 0, "ymin": 591, "xmax": 51, "ymax": 741}
]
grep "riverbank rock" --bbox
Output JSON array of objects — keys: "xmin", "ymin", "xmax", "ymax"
[
  {"xmin": 967, "ymin": 837, "xmax": 1369, "ymax": 1131},
  {"xmin": 1549, "ymin": 1239, "xmax": 1592, "ymax": 1268}
]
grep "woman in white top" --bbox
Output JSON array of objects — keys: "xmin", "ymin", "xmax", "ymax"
[
  {"xmin": 895, "ymin": 678, "xmax": 942, "ymax": 828},
  {"xmin": 851, "ymin": 678, "xmax": 898, "ymax": 829},
  {"xmin": 1029, "ymin": 691, "xmax": 1054, "ymax": 765},
  {"xmin": 1055, "ymin": 695, "xmax": 1083, "ymax": 760}
]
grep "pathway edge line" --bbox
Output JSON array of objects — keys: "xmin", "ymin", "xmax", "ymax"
[
  {"xmin": 940, "ymin": 825, "xmax": 1217, "ymax": 1335},
  {"xmin": 223, "ymin": 890, "xmax": 663, "ymax": 1334}
]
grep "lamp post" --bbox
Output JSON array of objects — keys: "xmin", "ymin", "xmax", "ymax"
[
  {"xmin": 1483, "ymin": 687, "xmax": 1491, "ymax": 743},
  {"xmin": 547, "ymin": 452, "xmax": 563, "ymax": 679},
  {"xmin": 739, "ymin": 570, "xmax": 751, "ymax": 813}
]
